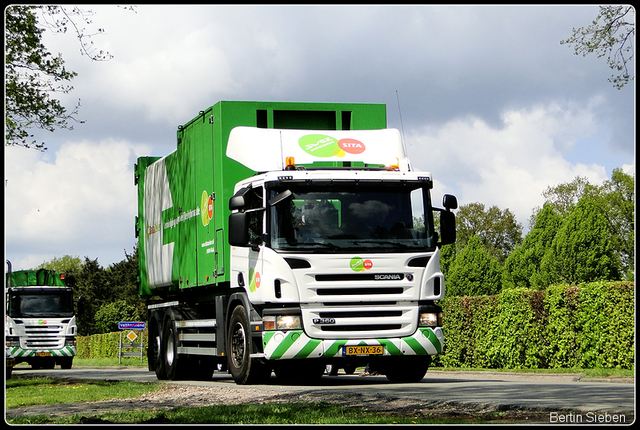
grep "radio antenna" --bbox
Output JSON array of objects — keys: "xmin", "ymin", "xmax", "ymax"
[{"xmin": 396, "ymin": 90, "xmax": 408, "ymax": 156}]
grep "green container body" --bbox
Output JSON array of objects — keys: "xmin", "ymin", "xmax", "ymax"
[
  {"xmin": 136, "ymin": 101, "xmax": 387, "ymax": 297},
  {"xmin": 7, "ymin": 269, "xmax": 66, "ymax": 287}
]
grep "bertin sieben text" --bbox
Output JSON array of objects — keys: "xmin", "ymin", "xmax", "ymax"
[{"xmin": 549, "ymin": 411, "xmax": 627, "ymax": 423}]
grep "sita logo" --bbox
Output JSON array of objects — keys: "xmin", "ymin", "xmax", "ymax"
[
  {"xmin": 200, "ymin": 190, "xmax": 214, "ymax": 227},
  {"xmin": 299, "ymin": 134, "xmax": 366, "ymax": 158},
  {"xmin": 38, "ymin": 319, "xmax": 47, "ymax": 325},
  {"xmin": 350, "ymin": 257, "xmax": 373, "ymax": 272}
]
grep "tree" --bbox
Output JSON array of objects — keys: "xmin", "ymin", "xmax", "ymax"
[
  {"xmin": 447, "ymin": 235, "xmax": 502, "ymax": 297},
  {"xmin": 532, "ymin": 170, "xmax": 635, "ymax": 281},
  {"xmin": 502, "ymin": 204, "xmax": 563, "ymax": 290},
  {"xmin": 531, "ymin": 176, "xmax": 591, "ymax": 225},
  {"xmin": 561, "ymin": 5, "xmax": 635, "ymax": 89},
  {"xmin": 94, "ymin": 300, "xmax": 139, "ymax": 334},
  {"xmin": 586, "ymin": 168, "xmax": 635, "ymax": 280},
  {"xmin": 540, "ymin": 197, "xmax": 622, "ymax": 286},
  {"xmin": 105, "ymin": 245, "xmax": 146, "ymax": 322},
  {"xmin": 455, "ymin": 202, "xmax": 523, "ymax": 263},
  {"xmin": 5, "ymin": 5, "xmax": 79, "ymax": 150},
  {"xmin": 73, "ymin": 257, "xmax": 109, "ymax": 335},
  {"xmin": 35, "ymin": 255, "xmax": 82, "ymax": 274},
  {"xmin": 5, "ymin": 5, "xmax": 128, "ymax": 150}
]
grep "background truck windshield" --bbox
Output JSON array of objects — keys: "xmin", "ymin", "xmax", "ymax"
[
  {"xmin": 8, "ymin": 291, "xmax": 75, "ymax": 318},
  {"xmin": 269, "ymin": 185, "xmax": 436, "ymax": 252}
]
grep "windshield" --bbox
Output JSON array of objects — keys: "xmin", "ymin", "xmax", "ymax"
[
  {"xmin": 269, "ymin": 184, "xmax": 436, "ymax": 253},
  {"xmin": 7, "ymin": 291, "xmax": 75, "ymax": 318}
]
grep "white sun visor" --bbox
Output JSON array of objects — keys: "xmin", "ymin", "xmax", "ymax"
[{"xmin": 226, "ymin": 127, "xmax": 412, "ymax": 172}]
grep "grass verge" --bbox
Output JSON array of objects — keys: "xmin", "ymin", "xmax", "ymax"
[
  {"xmin": 5, "ymin": 375, "xmax": 161, "ymax": 408},
  {"xmin": 8, "ymin": 402, "xmax": 499, "ymax": 425}
]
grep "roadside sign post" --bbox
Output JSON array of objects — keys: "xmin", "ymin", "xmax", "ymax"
[{"xmin": 118, "ymin": 322, "xmax": 146, "ymax": 364}]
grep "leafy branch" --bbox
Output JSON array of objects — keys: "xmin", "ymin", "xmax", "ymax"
[{"xmin": 561, "ymin": 5, "xmax": 635, "ymax": 89}]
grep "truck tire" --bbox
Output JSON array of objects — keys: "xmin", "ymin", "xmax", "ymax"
[
  {"xmin": 60, "ymin": 357, "xmax": 73, "ymax": 369},
  {"xmin": 384, "ymin": 356, "xmax": 431, "ymax": 383},
  {"xmin": 226, "ymin": 304, "xmax": 270, "ymax": 384},
  {"xmin": 163, "ymin": 313, "xmax": 190, "ymax": 380},
  {"xmin": 149, "ymin": 315, "xmax": 167, "ymax": 379}
]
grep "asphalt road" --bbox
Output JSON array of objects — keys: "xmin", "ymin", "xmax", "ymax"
[{"xmin": 10, "ymin": 366, "xmax": 635, "ymax": 419}]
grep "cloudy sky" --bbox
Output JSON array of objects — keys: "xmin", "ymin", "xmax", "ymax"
[{"xmin": 4, "ymin": 5, "xmax": 635, "ymax": 270}]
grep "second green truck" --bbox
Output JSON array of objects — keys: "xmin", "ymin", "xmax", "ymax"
[{"xmin": 135, "ymin": 101, "xmax": 457, "ymax": 384}]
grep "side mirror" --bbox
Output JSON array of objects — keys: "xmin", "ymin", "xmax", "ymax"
[
  {"xmin": 229, "ymin": 195, "xmax": 245, "ymax": 211},
  {"xmin": 439, "ymin": 210, "xmax": 456, "ymax": 245},
  {"xmin": 443, "ymin": 194, "xmax": 458, "ymax": 211},
  {"xmin": 228, "ymin": 212, "xmax": 249, "ymax": 246}
]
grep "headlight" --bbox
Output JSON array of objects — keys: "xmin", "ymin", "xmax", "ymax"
[
  {"xmin": 65, "ymin": 337, "xmax": 76, "ymax": 347},
  {"xmin": 277, "ymin": 315, "xmax": 301, "ymax": 330},
  {"xmin": 262, "ymin": 315, "xmax": 302, "ymax": 331},
  {"xmin": 419, "ymin": 312, "xmax": 442, "ymax": 327}
]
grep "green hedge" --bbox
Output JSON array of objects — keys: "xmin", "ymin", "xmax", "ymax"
[
  {"xmin": 436, "ymin": 281, "xmax": 634, "ymax": 370},
  {"xmin": 76, "ymin": 329, "xmax": 148, "ymax": 359},
  {"xmin": 76, "ymin": 281, "xmax": 633, "ymax": 370}
]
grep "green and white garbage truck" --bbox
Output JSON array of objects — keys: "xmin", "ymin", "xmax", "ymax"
[
  {"xmin": 5, "ymin": 261, "xmax": 82, "ymax": 369},
  {"xmin": 135, "ymin": 101, "xmax": 457, "ymax": 384}
]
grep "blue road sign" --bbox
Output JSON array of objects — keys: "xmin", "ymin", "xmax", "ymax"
[{"xmin": 118, "ymin": 321, "xmax": 146, "ymax": 330}]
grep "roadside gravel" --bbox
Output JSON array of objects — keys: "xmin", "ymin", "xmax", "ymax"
[{"xmin": 6, "ymin": 381, "xmax": 561, "ymax": 423}]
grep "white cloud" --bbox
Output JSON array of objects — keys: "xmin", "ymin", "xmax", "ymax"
[
  {"xmin": 5, "ymin": 140, "xmax": 151, "ymax": 269},
  {"xmin": 407, "ymin": 101, "xmax": 609, "ymax": 231}
]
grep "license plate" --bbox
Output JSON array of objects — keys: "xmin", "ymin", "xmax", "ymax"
[
  {"xmin": 342, "ymin": 345, "xmax": 384, "ymax": 356},
  {"xmin": 36, "ymin": 352, "xmax": 51, "ymax": 357},
  {"xmin": 6, "ymin": 358, "xmax": 15, "ymax": 367}
]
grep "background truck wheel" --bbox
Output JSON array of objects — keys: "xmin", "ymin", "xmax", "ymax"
[
  {"xmin": 226, "ymin": 305, "xmax": 270, "ymax": 384},
  {"xmin": 384, "ymin": 356, "xmax": 431, "ymax": 383},
  {"xmin": 59, "ymin": 357, "xmax": 73, "ymax": 369}
]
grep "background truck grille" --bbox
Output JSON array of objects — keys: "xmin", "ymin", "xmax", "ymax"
[{"xmin": 23, "ymin": 324, "xmax": 65, "ymax": 349}]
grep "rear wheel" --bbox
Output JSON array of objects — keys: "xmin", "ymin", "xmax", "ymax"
[
  {"xmin": 150, "ymin": 316, "xmax": 167, "ymax": 380},
  {"xmin": 227, "ymin": 305, "xmax": 270, "ymax": 384},
  {"xmin": 163, "ymin": 313, "xmax": 188, "ymax": 380}
]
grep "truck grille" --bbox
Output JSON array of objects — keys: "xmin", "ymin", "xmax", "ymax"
[
  {"xmin": 291, "ymin": 254, "xmax": 428, "ymax": 340},
  {"xmin": 23, "ymin": 324, "xmax": 65, "ymax": 349},
  {"xmin": 303, "ymin": 305, "xmax": 417, "ymax": 339}
]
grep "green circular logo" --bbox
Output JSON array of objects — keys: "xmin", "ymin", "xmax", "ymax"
[
  {"xmin": 299, "ymin": 134, "xmax": 345, "ymax": 158},
  {"xmin": 350, "ymin": 257, "xmax": 373, "ymax": 272}
]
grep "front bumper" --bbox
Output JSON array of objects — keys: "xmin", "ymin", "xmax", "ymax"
[
  {"xmin": 9, "ymin": 346, "xmax": 76, "ymax": 362},
  {"xmin": 261, "ymin": 327, "xmax": 443, "ymax": 360}
]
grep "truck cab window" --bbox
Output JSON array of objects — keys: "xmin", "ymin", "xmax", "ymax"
[
  {"xmin": 269, "ymin": 184, "xmax": 436, "ymax": 253},
  {"xmin": 245, "ymin": 186, "xmax": 264, "ymax": 245}
]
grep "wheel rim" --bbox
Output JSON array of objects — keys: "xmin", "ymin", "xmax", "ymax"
[
  {"xmin": 155, "ymin": 335, "xmax": 161, "ymax": 360},
  {"xmin": 230, "ymin": 322, "xmax": 246, "ymax": 368},
  {"xmin": 166, "ymin": 330, "xmax": 175, "ymax": 367}
]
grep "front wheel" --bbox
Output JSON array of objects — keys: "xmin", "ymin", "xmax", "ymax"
[
  {"xmin": 226, "ymin": 305, "xmax": 270, "ymax": 384},
  {"xmin": 59, "ymin": 357, "xmax": 73, "ymax": 369},
  {"xmin": 384, "ymin": 356, "xmax": 431, "ymax": 383}
]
